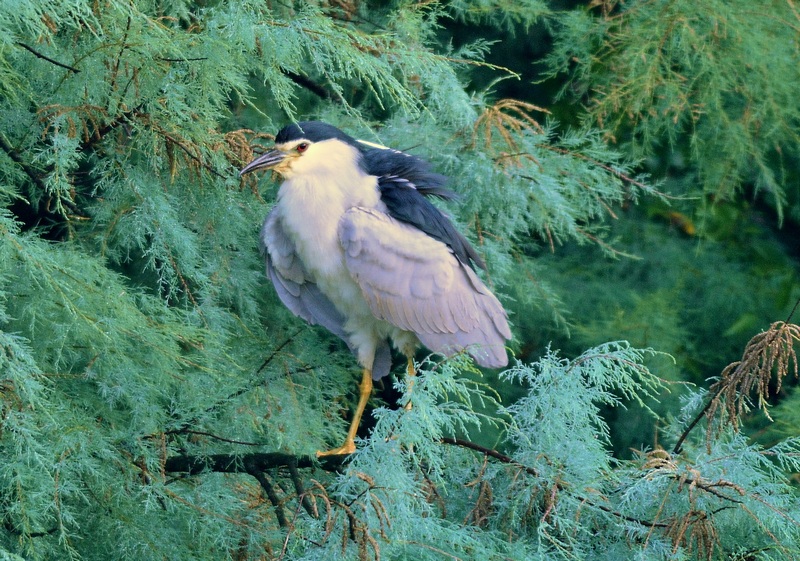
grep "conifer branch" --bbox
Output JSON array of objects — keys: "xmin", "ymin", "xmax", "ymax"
[
  {"xmin": 674, "ymin": 319, "xmax": 800, "ymax": 454},
  {"xmin": 0, "ymin": 133, "xmax": 48, "ymax": 192},
  {"xmin": 282, "ymin": 70, "xmax": 345, "ymax": 104},
  {"xmin": 16, "ymin": 42, "xmax": 80, "ymax": 74}
]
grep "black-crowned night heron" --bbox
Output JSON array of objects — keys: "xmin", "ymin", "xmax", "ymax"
[{"xmin": 240, "ymin": 121, "xmax": 511, "ymax": 456}]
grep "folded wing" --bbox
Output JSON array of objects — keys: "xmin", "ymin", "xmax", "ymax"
[{"xmin": 338, "ymin": 207, "xmax": 510, "ymax": 367}]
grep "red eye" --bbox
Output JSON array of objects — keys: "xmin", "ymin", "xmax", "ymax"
[{"xmin": 296, "ymin": 142, "xmax": 309, "ymax": 153}]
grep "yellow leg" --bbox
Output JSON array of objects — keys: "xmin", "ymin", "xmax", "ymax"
[
  {"xmin": 317, "ymin": 369, "xmax": 373, "ymax": 457},
  {"xmin": 404, "ymin": 356, "xmax": 415, "ymax": 411}
]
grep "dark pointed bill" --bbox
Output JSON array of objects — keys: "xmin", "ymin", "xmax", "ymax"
[{"xmin": 239, "ymin": 149, "xmax": 286, "ymax": 176}]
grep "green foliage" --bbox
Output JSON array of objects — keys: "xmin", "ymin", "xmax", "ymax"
[
  {"xmin": 0, "ymin": 0, "xmax": 799, "ymax": 560},
  {"xmin": 546, "ymin": 0, "xmax": 800, "ymax": 218}
]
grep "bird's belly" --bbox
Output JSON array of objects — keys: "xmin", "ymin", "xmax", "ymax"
[
  {"xmin": 281, "ymin": 207, "xmax": 384, "ymax": 323},
  {"xmin": 275, "ymin": 178, "xmax": 414, "ymax": 358},
  {"xmin": 295, "ymin": 230, "xmax": 416, "ymax": 356}
]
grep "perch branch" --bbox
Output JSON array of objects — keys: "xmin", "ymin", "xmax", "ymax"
[{"xmin": 164, "ymin": 451, "xmax": 345, "ymax": 475}]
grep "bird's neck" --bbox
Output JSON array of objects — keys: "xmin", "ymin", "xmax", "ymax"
[{"xmin": 277, "ymin": 167, "xmax": 381, "ymax": 216}]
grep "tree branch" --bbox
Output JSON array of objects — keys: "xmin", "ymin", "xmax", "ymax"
[
  {"xmin": 441, "ymin": 437, "xmax": 668, "ymax": 529},
  {"xmin": 440, "ymin": 437, "xmax": 539, "ymax": 477},
  {"xmin": 16, "ymin": 42, "xmax": 80, "ymax": 73},
  {"xmin": 672, "ymin": 387, "xmax": 722, "ymax": 455},
  {"xmin": 249, "ymin": 468, "xmax": 289, "ymax": 528},
  {"xmin": 164, "ymin": 428, "xmax": 264, "ymax": 446},
  {"xmin": 0, "ymin": 133, "xmax": 48, "ymax": 191},
  {"xmin": 281, "ymin": 70, "xmax": 345, "ymax": 105},
  {"xmin": 288, "ymin": 459, "xmax": 319, "ymax": 518},
  {"xmin": 163, "ymin": 451, "xmax": 345, "ymax": 475}
]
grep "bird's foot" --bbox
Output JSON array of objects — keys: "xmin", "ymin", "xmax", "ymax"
[{"xmin": 316, "ymin": 440, "xmax": 356, "ymax": 458}]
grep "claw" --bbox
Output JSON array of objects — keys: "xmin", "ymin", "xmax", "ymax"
[{"xmin": 316, "ymin": 440, "xmax": 357, "ymax": 457}]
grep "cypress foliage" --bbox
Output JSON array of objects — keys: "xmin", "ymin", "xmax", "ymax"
[
  {"xmin": 545, "ymin": 0, "xmax": 800, "ymax": 217},
  {"xmin": 0, "ymin": 1, "xmax": 798, "ymax": 560}
]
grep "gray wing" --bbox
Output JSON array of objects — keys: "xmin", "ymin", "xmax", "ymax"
[
  {"xmin": 338, "ymin": 207, "xmax": 511, "ymax": 368},
  {"xmin": 261, "ymin": 209, "xmax": 393, "ymax": 379}
]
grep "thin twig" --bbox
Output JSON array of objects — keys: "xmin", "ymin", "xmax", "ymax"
[
  {"xmin": 440, "ymin": 437, "xmax": 539, "ymax": 477},
  {"xmin": 157, "ymin": 57, "xmax": 209, "ymax": 62},
  {"xmin": 673, "ymin": 388, "xmax": 721, "ymax": 455},
  {"xmin": 257, "ymin": 327, "xmax": 306, "ymax": 373},
  {"xmin": 785, "ymin": 297, "xmax": 800, "ymax": 324}
]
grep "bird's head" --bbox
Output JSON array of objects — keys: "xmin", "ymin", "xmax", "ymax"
[{"xmin": 240, "ymin": 121, "xmax": 363, "ymax": 179}]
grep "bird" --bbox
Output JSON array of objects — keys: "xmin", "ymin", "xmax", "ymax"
[{"xmin": 240, "ymin": 121, "xmax": 511, "ymax": 456}]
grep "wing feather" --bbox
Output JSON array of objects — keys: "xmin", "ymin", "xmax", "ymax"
[
  {"xmin": 261, "ymin": 210, "xmax": 353, "ymax": 349},
  {"xmin": 339, "ymin": 207, "xmax": 510, "ymax": 367}
]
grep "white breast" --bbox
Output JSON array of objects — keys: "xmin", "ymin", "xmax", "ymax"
[
  {"xmin": 275, "ymin": 141, "xmax": 383, "ymax": 311},
  {"xmin": 272, "ymin": 139, "xmax": 413, "ymax": 367}
]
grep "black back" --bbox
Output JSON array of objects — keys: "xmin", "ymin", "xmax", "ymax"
[{"xmin": 363, "ymin": 147, "xmax": 487, "ymax": 271}]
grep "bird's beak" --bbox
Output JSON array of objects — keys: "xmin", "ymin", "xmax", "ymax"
[{"xmin": 239, "ymin": 149, "xmax": 286, "ymax": 176}]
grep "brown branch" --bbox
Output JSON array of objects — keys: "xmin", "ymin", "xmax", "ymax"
[
  {"xmin": 440, "ymin": 437, "xmax": 539, "ymax": 477},
  {"xmin": 257, "ymin": 327, "xmax": 306, "ymax": 374},
  {"xmin": 442, "ymin": 437, "xmax": 668, "ymax": 529},
  {"xmin": 16, "ymin": 42, "xmax": 80, "ymax": 73},
  {"xmin": 249, "ymin": 468, "xmax": 289, "ymax": 528},
  {"xmin": 673, "ymin": 388, "xmax": 721, "ymax": 455},
  {"xmin": 289, "ymin": 460, "xmax": 319, "ymax": 519},
  {"xmin": 156, "ymin": 128, "xmax": 227, "ymax": 179},
  {"xmin": 675, "ymin": 319, "xmax": 800, "ymax": 454},
  {"xmin": 537, "ymin": 142, "xmax": 668, "ymax": 195},
  {"xmin": 163, "ymin": 428, "xmax": 264, "ymax": 446},
  {"xmin": 81, "ymin": 106, "xmax": 142, "ymax": 148}
]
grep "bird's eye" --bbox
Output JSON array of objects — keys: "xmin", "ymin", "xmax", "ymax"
[{"xmin": 296, "ymin": 142, "xmax": 309, "ymax": 153}]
